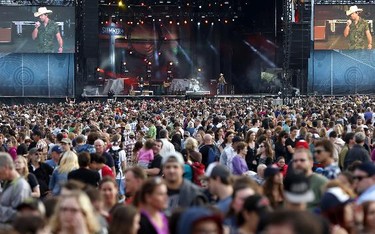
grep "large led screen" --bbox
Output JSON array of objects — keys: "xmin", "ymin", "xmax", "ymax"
[
  {"xmin": 0, "ymin": 6, "xmax": 75, "ymax": 53},
  {"xmin": 314, "ymin": 5, "xmax": 375, "ymax": 50}
]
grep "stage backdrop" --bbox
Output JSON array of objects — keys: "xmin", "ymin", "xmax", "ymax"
[
  {"xmin": 0, "ymin": 53, "xmax": 74, "ymax": 97},
  {"xmin": 308, "ymin": 50, "xmax": 375, "ymax": 95}
]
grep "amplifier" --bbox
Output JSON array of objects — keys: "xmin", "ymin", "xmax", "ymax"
[{"xmin": 0, "ymin": 28, "xmax": 11, "ymax": 43}]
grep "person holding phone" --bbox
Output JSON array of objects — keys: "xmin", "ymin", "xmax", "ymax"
[
  {"xmin": 32, "ymin": 7, "xmax": 63, "ymax": 53},
  {"xmin": 344, "ymin": 5, "xmax": 373, "ymax": 50}
]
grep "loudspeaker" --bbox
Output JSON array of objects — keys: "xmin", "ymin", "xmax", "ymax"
[
  {"xmin": 86, "ymin": 58, "xmax": 98, "ymax": 81},
  {"xmin": 82, "ymin": 0, "xmax": 99, "ymax": 57},
  {"xmin": 289, "ymin": 23, "xmax": 310, "ymax": 69}
]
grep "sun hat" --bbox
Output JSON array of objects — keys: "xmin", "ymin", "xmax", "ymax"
[
  {"xmin": 34, "ymin": 7, "xmax": 53, "ymax": 17},
  {"xmin": 346, "ymin": 5, "xmax": 363, "ymax": 16}
]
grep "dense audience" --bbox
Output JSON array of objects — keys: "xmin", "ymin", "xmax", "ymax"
[{"xmin": 1, "ymin": 95, "xmax": 375, "ymax": 233}]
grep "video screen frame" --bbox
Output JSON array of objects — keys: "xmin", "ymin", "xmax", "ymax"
[
  {"xmin": 0, "ymin": 6, "xmax": 75, "ymax": 53},
  {"xmin": 314, "ymin": 4, "xmax": 375, "ymax": 50}
]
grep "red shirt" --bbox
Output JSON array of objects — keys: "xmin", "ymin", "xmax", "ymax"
[{"xmin": 101, "ymin": 165, "xmax": 115, "ymax": 178}]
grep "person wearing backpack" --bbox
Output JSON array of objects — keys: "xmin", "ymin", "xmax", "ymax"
[
  {"xmin": 188, "ymin": 150, "xmax": 205, "ymax": 187},
  {"xmin": 107, "ymin": 134, "xmax": 126, "ymax": 201},
  {"xmin": 199, "ymin": 134, "xmax": 220, "ymax": 168}
]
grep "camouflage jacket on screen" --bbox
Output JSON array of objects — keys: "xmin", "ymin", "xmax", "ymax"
[
  {"xmin": 348, "ymin": 18, "xmax": 370, "ymax": 50},
  {"xmin": 37, "ymin": 20, "xmax": 59, "ymax": 53}
]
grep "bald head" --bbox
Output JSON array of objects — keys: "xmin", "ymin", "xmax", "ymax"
[{"xmin": 203, "ymin": 134, "xmax": 213, "ymax": 144}]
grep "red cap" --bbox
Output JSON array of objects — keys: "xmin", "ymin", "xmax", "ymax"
[{"xmin": 295, "ymin": 140, "xmax": 309, "ymax": 149}]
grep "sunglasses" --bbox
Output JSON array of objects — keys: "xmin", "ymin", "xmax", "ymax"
[{"xmin": 353, "ymin": 175, "xmax": 369, "ymax": 181}]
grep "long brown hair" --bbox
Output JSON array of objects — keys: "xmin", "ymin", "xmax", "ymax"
[
  {"xmin": 263, "ymin": 174, "xmax": 284, "ymax": 209},
  {"xmin": 135, "ymin": 177, "xmax": 166, "ymax": 207},
  {"xmin": 109, "ymin": 205, "xmax": 139, "ymax": 234},
  {"xmin": 260, "ymin": 141, "xmax": 274, "ymax": 161}
]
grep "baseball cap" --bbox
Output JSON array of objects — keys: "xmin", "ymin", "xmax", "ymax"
[
  {"xmin": 320, "ymin": 187, "xmax": 353, "ymax": 212},
  {"xmin": 357, "ymin": 162, "xmax": 375, "ymax": 176},
  {"xmin": 204, "ymin": 162, "xmax": 231, "ymax": 180},
  {"xmin": 315, "ymin": 167, "xmax": 324, "ymax": 174},
  {"xmin": 61, "ymin": 138, "xmax": 72, "ymax": 145},
  {"xmin": 295, "ymin": 140, "xmax": 309, "ymax": 149},
  {"xmin": 51, "ymin": 145, "xmax": 62, "ymax": 154},
  {"xmin": 129, "ymin": 132, "xmax": 135, "ymax": 137},
  {"xmin": 264, "ymin": 166, "xmax": 280, "ymax": 179},
  {"xmin": 284, "ymin": 172, "xmax": 314, "ymax": 204},
  {"xmin": 162, "ymin": 151, "xmax": 184, "ymax": 166},
  {"xmin": 28, "ymin": 147, "xmax": 39, "ymax": 155}
]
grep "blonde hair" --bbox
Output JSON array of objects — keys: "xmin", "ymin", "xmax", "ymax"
[
  {"xmin": 7, "ymin": 136, "xmax": 17, "ymax": 147},
  {"xmin": 184, "ymin": 137, "xmax": 198, "ymax": 151},
  {"xmin": 68, "ymin": 132, "xmax": 75, "ymax": 140},
  {"xmin": 15, "ymin": 156, "xmax": 29, "ymax": 178},
  {"xmin": 58, "ymin": 151, "xmax": 79, "ymax": 174},
  {"xmin": 49, "ymin": 191, "xmax": 100, "ymax": 233}
]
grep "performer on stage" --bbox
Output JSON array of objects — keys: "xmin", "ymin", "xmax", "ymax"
[
  {"xmin": 163, "ymin": 78, "xmax": 171, "ymax": 95},
  {"xmin": 218, "ymin": 73, "xmax": 227, "ymax": 95},
  {"xmin": 138, "ymin": 77, "xmax": 144, "ymax": 94}
]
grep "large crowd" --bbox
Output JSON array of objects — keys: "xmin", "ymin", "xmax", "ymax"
[{"xmin": 1, "ymin": 95, "xmax": 375, "ymax": 234}]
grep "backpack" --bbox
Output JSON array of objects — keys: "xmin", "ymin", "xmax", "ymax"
[
  {"xmin": 108, "ymin": 148, "xmax": 121, "ymax": 176},
  {"xmin": 207, "ymin": 145, "xmax": 220, "ymax": 165},
  {"xmin": 190, "ymin": 162, "xmax": 205, "ymax": 187}
]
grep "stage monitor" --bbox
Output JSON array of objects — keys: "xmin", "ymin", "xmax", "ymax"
[
  {"xmin": 0, "ymin": 6, "xmax": 75, "ymax": 53},
  {"xmin": 314, "ymin": 4, "xmax": 375, "ymax": 50}
]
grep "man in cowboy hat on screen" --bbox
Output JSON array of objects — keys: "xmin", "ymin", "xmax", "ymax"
[
  {"xmin": 344, "ymin": 5, "xmax": 373, "ymax": 50},
  {"xmin": 32, "ymin": 7, "xmax": 64, "ymax": 53}
]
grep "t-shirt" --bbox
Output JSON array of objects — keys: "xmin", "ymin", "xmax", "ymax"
[
  {"xmin": 102, "ymin": 152, "xmax": 115, "ymax": 169},
  {"xmin": 148, "ymin": 154, "xmax": 163, "ymax": 176},
  {"xmin": 68, "ymin": 168, "xmax": 100, "ymax": 187},
  {"xmin": 308, "ymin": 173, "xmax": 328, "ymax": 210},
  {"xmin": 28, "ymin": 162, "xmax": 53, "ymax": 197},
  {"xmin": 166, "ymin": 188, "xmax": 180, "ymax": 216},
  {"xmin": 27, "ymin": 173, "xmax": 39, "ymax": 190},
  {"xmin": 100, "ymin": 165, "xmax": 115, "ymax": 179},
  {"xmin": 183, "ymin": 164, "xmax": 193, "ymax": 181},
  {"xmin": 138, "ymin": 148, "xmax": 154, "ymax": 163},
  {"xmin": 285, "ymin": 138, "xmax": 297, "ymax": 163}
]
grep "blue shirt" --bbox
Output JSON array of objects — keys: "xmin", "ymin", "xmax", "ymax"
[
  {"xmin": 216, "ymin": 196, "xmax": 232, "ymax": 214},
  {"xmin": 323, "ymin": 163, "xmax": 341, "ymax": 180},
  {"xmin": 45, "ymin": 159, "xmax": 57, "ymax": 169},
  {"xmin": 357, "ymin": 184, "xmax": 375, "ymax": 204}
]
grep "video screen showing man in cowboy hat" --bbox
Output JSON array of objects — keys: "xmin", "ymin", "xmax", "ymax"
[
  {"xmin": 314, "ymin": 5, "xmax": 374, "ymax": 50},
  {"xmin": 344, "ymin": 5, "xmax": 373, "ymax": 50},
  {"xmin": 32, "ymin": 7, "xmax": 64, "ymax": 53}
]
